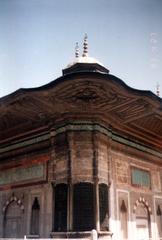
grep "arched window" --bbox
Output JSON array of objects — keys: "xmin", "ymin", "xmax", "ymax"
[
  {"xmin": 30, "ymin": 197, "xmax": 40, "ymax": 235},
  {"xmin": 54, "ymin": 184, "xmax": 68, "ymax": 231},
  {"xmin": 73, "ymin": 182, "xmax": 94, "ymax": 231},
  {"xmin": 99, "ymin": 184, "xmax": 109, "ymax": 231}
]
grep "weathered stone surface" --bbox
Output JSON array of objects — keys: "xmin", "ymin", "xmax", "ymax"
[{"xmin": 0, "ymin": 65, "xmax": 162, "ymax": 239}]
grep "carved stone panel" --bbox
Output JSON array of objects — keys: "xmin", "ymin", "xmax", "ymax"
[
  {"xmin": 115, "ymin": 157, "xmax": 129, "ymax": 185},
  {"xmin": 152, "ymin": 171, "xmax": 161, "ymax": 192}
]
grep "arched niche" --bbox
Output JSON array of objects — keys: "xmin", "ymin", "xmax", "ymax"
[
  {"xmin": 133, "ymin": 198, "xmax": 151, "ymax": 240},
  {"xmin": 120, "ymin": 200, "xmax": 128, "ymax": 240},
  {"xmin": 3, "ymin": 198, "xmax": 24, "ymax": 238},
  {"xmin": 30, "ymin": 197, "xmax": 40, "ymax": 235}
]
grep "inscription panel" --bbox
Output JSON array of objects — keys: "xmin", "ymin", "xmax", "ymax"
[{"xmin": 0, "ymin": 164, "xmax": 45, "ymax": 186}]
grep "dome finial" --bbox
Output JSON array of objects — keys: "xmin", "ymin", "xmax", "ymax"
[
  {"xmin": 75, "ymin": 42, "xmax": 79, "ymax": 58},
  {"xmin": 82, "ymin": 34, "xmax": 88, "ymax": 57},
  {"xmin": 156, "ymin": 83, "xmax": 160, "ymax": 97}
]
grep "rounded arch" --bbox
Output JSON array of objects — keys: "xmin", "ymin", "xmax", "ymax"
[{"xmin": 133, "ymin": 197, "xmax": 152, "ymax": 214}]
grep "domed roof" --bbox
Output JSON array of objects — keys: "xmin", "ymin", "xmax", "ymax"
[
  {"xmin": 63, "ymin": 35, "xmax": 109, "ymax": 75},
  {"xmin": 66, "ymin": 55, "xmax": 105, "ymax": 68}
]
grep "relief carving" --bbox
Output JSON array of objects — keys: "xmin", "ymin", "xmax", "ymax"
[
  {"xmin": 53, "ymin": 81, "xmax": 130, "ymax": 110},
  {"xmin": 152, "ymin": 171, "xmax": 161, "ymax": 192},
  {"xmin": 116, "ymin": 159, "xmax": 129, "ymax": 184}
]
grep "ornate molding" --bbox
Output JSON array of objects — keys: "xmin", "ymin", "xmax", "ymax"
[
  {"xmin": 1, "ymin": 122, "xmax": 162, "ymax": 158},
  {"xmin": 2, "ymin": 193, "xmax": 24, "ymax": 213},
  {"xmin": 133, "ymin": 197, "xmax": 152, "ymax": 214}
]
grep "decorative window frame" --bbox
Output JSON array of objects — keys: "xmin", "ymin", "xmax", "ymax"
[{"xmin": 131, "ymin": 166, "xmax": 151, "ymax": 189}]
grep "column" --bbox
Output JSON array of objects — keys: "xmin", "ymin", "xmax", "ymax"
[
  {"xmin": 50, "ymin": 128, "xmax": 56, "ymax": 232},
  {"xmin": 66, "ymin": 131, "xmax": 73, "ymax": 231},
  {"xmin": 107, "ymin": 135, "xmax": 113, "ymax": 233},
  {"xmin": 92, "ymin": 130, "xmax": 100, "ymax": 232},
  {"xmin": 51, "ymin": 182, "xmax": 55, "ymax": 231},
  {"xmin": 94, "ymin": 180, "xmax": 100, "ymax": 231},
  {"xmin": 68, "ymin": 183, "xmax": 73, "ymax": 231}
]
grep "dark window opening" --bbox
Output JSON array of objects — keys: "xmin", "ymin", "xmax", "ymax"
[
  {"xmin": 54, "ymin": 184, "xmax": 67, "ymax": 231},
  {"xmin": 30, "ymin": 197, "xmax": 40, "ymax": 235},
  {"xmin": 73, "ymin": 182, "xmax": 94, "ymax": 231},
  {"xmin": 99, "ymin": 184, "xmax": 108, "ymax": 231}
]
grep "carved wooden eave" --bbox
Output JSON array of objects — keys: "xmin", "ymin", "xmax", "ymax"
[{"xmin": 0, "ymin": 71, "xmax": 162, "ymax": 151}]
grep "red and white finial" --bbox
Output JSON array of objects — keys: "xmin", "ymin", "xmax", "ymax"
[
  {"xmin": 156, "ymin": 83, "xmax": 160, "ymax": 97},
  {"xmin": 82, "ymin": 34, "xmax": 88, "ymax": 57},
  {"xmin": 75, "ymin": 42, "xmax": 79, "ymax": 58}
]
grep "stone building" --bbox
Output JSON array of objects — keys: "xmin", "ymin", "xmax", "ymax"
[{"xmin": 0, "ymin": 36, "xmax": 162, "ymax": 240}]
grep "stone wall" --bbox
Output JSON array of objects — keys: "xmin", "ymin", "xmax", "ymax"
[
  {"xmin": 0, "ymin": 124, "xmax": 162, "ymax": 239},
  {"xmin": 0, "ymin": 183, "xmax": 52, "ymax": 238}
]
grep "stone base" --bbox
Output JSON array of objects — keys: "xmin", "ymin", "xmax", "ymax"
[
  {"xmin": 26, "ymin": 235, "xmax": 40, "ymax": 238},
  {"xmin": 98, "ymin": 231, "xmax": 113, "ymax": 240},
  {"xmin": 50, "ymin": 231, "xmax": 113, "ymax": 239}
]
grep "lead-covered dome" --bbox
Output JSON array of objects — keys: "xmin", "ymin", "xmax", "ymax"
[{"xmin": 63, "ymin": 35, "xmax": 109, "ymax": 75}]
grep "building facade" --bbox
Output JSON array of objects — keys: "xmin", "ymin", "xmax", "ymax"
[{"xmin": 0, "ymin": 39, "xmax": 162, "ymax": 240}]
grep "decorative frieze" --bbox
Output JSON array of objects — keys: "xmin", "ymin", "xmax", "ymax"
[{"xmin": 1, "ymin": 122, "xmax": 162, "ymax": 160}]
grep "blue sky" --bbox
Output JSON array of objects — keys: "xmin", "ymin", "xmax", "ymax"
[{"xmin": 0, "ymin": 0, "xmax": 162, "ymax": 97}]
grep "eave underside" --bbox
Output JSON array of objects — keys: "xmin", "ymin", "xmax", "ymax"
[{"xmin": 0, "ymin": 73, "xmax": 162, "ymax": 151}]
